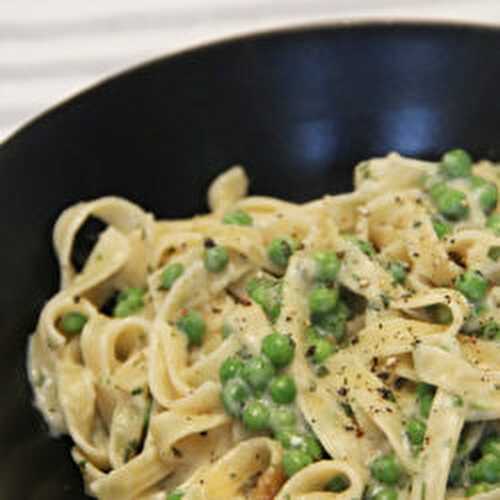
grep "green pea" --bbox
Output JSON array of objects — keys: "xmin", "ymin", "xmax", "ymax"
[
  {"xmin": 113, "ymin": 287, "xmax": 145, "ymax": 317},
  {"xmin": 307, "ymin": 337, "xmax": 335, "ymax": 364},
  {"xmin": 303, "ymin": 435, "xmax": 322, "ymax": 460},
  {"xmin": 455, "ymin": 270, "xmax": 488, "ymax": 303},
  {"xmin": 269, "ymin": 407, "xmax": 296, "ymax": 432},
  {"xmin": 166, "ymin": 490, "xmax": 184, "ymax": 500},
  {"xmin": 466, "ymin": 483, "xmax": 493, "ymax": 496},
  {"xmin": 275, "ymin": 429, "xmax": 304, "ymax": 448},
  {"xmin": 177, "ymin": 310, "xmax": 206, "ymax": 346},
  {"xmin": 481, "ymin": 184, "xmax": 499, "ymax": 214},
  {"xmin": 481, "ymin": 435, "xmax": 500, "ymax": 457},
  {"xmin": 113, "ymin": 301, "xmax": 132, "ymax": 318},
  {"xmin": 305, "ymin": 325, "xmax": 321, "ymax": 341},
  {"xmin": 246, "ymin": 277, "xmax": 282, "ymax": 322},
  {"xmin": 388, "ymin": 261, "xmax": 407, "ymax": 285},
  {"xmin": 247, "ymin": 277, "xmax": 269, "ymax": 306},
  {"xmin": 313, "ymin": 300, "xmax": 349, "ymax": 341},
  {"xmin": 276, "ymin": 429, "xmax": 320, "ymax": 458},
  {"xmin": 326, "ymin": 474, "xmax": 350, "ymax": 492},
  {"xmin": 430, "ymin": 183, "xmax": 469, "ymax": 221},
  {"xmin": 119, "ymin": 287, "xmax": 144, "ymax": 304},
  {"xmin": 470, "ymin": 175, "xmax": 498, "ymax": 214},
  {"xmin": 313, "ymin": 251, "xmax": 341, "ymax": 283},
  {"xmin": 481, "ymin": 321, "xmax": 500, "ymax": 341},
  {"xmin": 221, "ymin": 377, "xmax": 251, "ymax": 417},
  {"xmin": 440, "ymin": 149, "xmax": 473, "ymax": 178},
  {"xmin": 219, "ymin": 357, "xmax": 244, "ymax": 384},
  {"xmin": 60, "ymin": 312, "xmax": 88, "ymax": 334},
  {"xmin": 370, "ymin": 453, "xmax": 402, "ymax": 485},
  {"xmin": 406, "ymin": 418, "xmax": 426, "ymax": 446},
  {"xmin": 488, "ymin": 246, "xmax": 500, "ymax": 262},
  {"xmin": 282, "ymin": 449, "xmax": 312, "ymax": 477},
  {"xmin": 309, "ymin": 286, "xmax": 339, "ymax": 316},
  {"xmin": 269, "ymin": 375, "xmax": 297, "ymax": 404},
  {"xmin": 261, "ymin": 332, "xmax": 295, "ymax": 368},
  {"xmin": 160, "ymin": 263, "xmax": 184, "ymax": 290},
  {"xmin": 267, "ymin": 237, "xmax": 297, "ymax": 268},
  {"xmin": 373, "ymin": 488, "xmax": 398, "ymax": 500},
  {"xmin": 428, "ymin": 304, "xmax": 453, "ymax": 325},
  {"xmin": 242, "ymin": 400, "xmax": 270, "ymax": 431},
  {"xmin": 469, "ymin": 453, "xmax": 500, "ymax": 483},
  {"xmin": 487, "ymin": 213, "xmax": 500, "ymax": 235},
  {"xmin": 429, "ymin": 181, "xmax": 448, "ymax": 198},
  {"xmin": 204, "ymin": 245, "xmax": 229, "ymax": 273},
  {"xmin": 432, "ymin": 216, "xmax": 452, "ymax": 240},
  {"xmin": 242, "ymin": 356, "xmax": 275, "ymax": 391},
  {"xmin": 347, "ymin": 236, "xmax": 376, "ymax": 257},
  {"xmin": 416, "ymin": 383, "xmax": 435, "ymax": 419},
  {"xmin": 222, "ymin": 210, "xmax": 253, "ymax": 226}
]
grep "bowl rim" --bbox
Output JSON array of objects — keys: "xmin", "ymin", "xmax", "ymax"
[{"xmin": 2, "ymin": 17, "xmax": 500, "ymax": 145}]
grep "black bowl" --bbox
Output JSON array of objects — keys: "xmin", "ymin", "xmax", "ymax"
[{"xmin": 1, "ymin": 21, "xmax": 500, "ymax": 499}]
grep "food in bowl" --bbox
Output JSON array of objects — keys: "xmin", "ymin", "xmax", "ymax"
[{"xmin": 28, "ymin": 151, "xmax": 500, "ymax": 499}]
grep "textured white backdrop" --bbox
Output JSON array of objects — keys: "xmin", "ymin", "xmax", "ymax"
[{"xmin": 2, "ymin": 0, "xmax": 500, "ymax": 140}]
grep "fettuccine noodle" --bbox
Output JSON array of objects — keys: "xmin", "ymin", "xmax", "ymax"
[{"xmin": 27, "ymin": 153, "xmax": 500, "ymax": 499}]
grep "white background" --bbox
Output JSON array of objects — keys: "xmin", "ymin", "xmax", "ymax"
[{"xmin": 2, "ymin": 0, "xmax": 500, "ymax": 141}]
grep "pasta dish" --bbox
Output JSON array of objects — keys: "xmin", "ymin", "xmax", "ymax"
[{"xmin": 27, "ymin": 151, "xmax": 500, "ymax": 499}]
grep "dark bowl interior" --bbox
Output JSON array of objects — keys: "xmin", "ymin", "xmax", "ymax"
[{"xmin": 1, "ymin": 21, "xmax": 500, "ymax": 498}]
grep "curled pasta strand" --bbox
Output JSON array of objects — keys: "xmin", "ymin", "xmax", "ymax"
[
  {"xmin": 182, "ymin": 437, "xmax": 283, "ymax": 500},
  {"xmin": 53, "ymin": 196, "xmax": 148, "ymax": 287},
  {"xmin": 276, "ymin": 459, "xmax": 365, "ymax": 500}
]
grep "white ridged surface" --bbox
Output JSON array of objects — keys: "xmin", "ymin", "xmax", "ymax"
[{"xmin": 2, "ymin": 0, "xmax": 500, "ymax": 140}]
